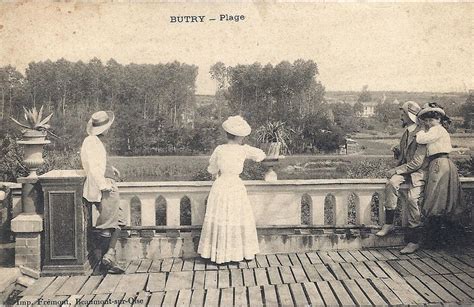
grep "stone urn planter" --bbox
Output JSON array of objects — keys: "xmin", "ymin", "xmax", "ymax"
[{"xmin": 17, "ymin": 129, "xmax": 50, "ymax": 178}]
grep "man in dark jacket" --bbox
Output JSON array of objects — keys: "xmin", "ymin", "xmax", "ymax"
[{"xmin": 376, "ymin": 101, "xmax": 428, "ymax": 254}]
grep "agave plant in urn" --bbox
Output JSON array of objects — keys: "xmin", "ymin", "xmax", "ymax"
[
  {"xmin": 11, "ymin": 105, "xmax": 53, "ymax": 178},
  {"xmin": 255, "ymin": 121, "xmax": 290, "ymax": 181}
]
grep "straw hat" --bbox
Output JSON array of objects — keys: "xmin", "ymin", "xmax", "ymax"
[
  {"xmin": 86, "ymin": 111, "xmax": 115, "ymax": 136},
  {"xmin": 417, "ymin": 103, "xmax": 446, "ymax": 118},
  {"xmin": 222, "ymin": 115, "xmax": 251, "ymax": 137},
  {"xmin": 400, "ymin": 101, "xmax": 420, "ymax": 123}
]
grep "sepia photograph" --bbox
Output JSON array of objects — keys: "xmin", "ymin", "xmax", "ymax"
[{"xmin": 0, "ymin": 1, "xmax": 473, "ymax": 305}]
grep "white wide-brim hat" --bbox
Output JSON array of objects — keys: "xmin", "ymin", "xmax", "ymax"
[
  {"xmin": 222, "ymin": 115, "xmax": 251, "ymax": 137},
  {"xmin": 417, "ymin": 103, "xmax": 446, "ymax": 119},
  {"xmin": 400, "ymin": 101, "xmax": 420, "ymax": 123},
  {"xmin": 87, "ymin": 111, "xmax": 115, "ymax": 136}
]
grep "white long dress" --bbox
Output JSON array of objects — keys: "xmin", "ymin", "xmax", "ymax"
[{"xmin": 198, "ymin": 143, "xmax": 266, "ymax": 263}]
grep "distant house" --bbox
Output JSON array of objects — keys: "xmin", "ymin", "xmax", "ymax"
[{"xmin": 360, "ymin": 101, "xmax": 378, "ymax": 117}]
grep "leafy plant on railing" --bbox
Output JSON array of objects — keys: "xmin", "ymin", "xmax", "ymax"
[
  {"xmin": 11, "ymin": 106, "xmax": 54, "ymax": 133},
  {"xmin": 255, "ymin": 121, "xmax": 293, "ymax": 155}
]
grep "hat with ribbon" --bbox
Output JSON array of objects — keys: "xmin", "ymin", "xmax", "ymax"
[
  {"xmin": 86, "ymin": 111, "xmax": 115, "ymax": 136},
  {"xmin": 400, "ymin": 101, "xmax": 421, "ymax": 123},
  {"xmin": 417, "ymin": 102, "xmax": 446, "ymax": 118},
  {"xmin": 222, "ymin": 115, "xmax": 251, "ymax": 137}
]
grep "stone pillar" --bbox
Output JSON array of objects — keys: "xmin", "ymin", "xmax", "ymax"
[
  {"xmin": 38, "ymin": 170, "xmax": 90, "ymax": 276},
  {"xmin": 11, "ymin": 214, "xmax": 43, "ymax": 271}
]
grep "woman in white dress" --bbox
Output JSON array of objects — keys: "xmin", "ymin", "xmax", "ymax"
[{"xmin": 198, "ymin": 115, "xmax": 266, "ymax": 264}]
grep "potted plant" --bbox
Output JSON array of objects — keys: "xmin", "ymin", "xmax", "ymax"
[
  {"xmin": 11, "ymin": 105, "xmax": 53, "ymax": 141},
  {"xmin": 11, "ymin": 105, "xmax": 53, "ymax": 179},
  {"xmin": 255, "ymin": 121, "xmax": 291, "ymax": 159}
]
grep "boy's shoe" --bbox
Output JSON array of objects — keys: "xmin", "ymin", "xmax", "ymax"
[
  {"xmin": 400, "ymin": 243, "xmax": 419, "ymax": 254},
  {"xmin": 376, "ymin": 224, "xmax": 395, "ymax": 237}
]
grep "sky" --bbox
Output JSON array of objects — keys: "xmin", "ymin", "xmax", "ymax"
[{"xmin": 0, "ymin": 2, "xmax": 472, "ymax": 94}]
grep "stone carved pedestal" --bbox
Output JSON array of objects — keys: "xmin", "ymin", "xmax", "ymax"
[{"xmin": 39, "ymin": 170, "xmax": 90, "ymax": 276}]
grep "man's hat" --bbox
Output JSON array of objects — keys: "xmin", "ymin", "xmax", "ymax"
[
  {"xmin": 86, "ymin": 111, "xmax": 115, "ymax": 136},
  {"xmin": 400, "ymin": 101, "xmax": 420, "ymax": 123}
]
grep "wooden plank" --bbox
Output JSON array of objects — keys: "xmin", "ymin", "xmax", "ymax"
[
  {"xmin": 403, "ymin": 275, "xmax": 441, "ymax": 303},
  {"xmin": 22, "ymin": 277, "xmax": 56, "ymax": 296},
  {"xmin": 93, "ymin": 274, "xmax": 123, "ymax": 294},
  {"xmin": 290, "ymin": 283, "xmax": 309, "ymax": 306},
  {"xmin": 291, "ymin": 266, "xmax": 308, "ymax": 283},
  {"xmin": 354, "ymin": 278, "xmax": 387, "ymax": 306},
  {"xmin": 387, "ymin": 260, "xmax": 411, "ymax": 277},
  {"xmin": 245, "ymin": 258, "xmax": 257, "ymax": 269},
  {"xmin": 77, "ymin": 276, "xmax": 103, "ymax": 295},
  {"xmin": 338, "ymin": 251, "xmax": 357, "ymax": 262},
  {"xmin": 218, "ymin": 263, "xmax": 228, "ymax": 270},
  {"xmin": 296, "ymin": 253, "xmax": 312, "ymax": 266},
  {"xmin": 147, "ymin": 292, "xmax": 164, "ymax": 306},
  {"xmin": 279, "ymin": 266, "xmax": 296, "ymax": 284},
  {"xmin": 55, "ymin": 276, "xmax": 89, "ymax": 296},
  {"xmin": 288, "ymin": 253, "xmax": 301, "ymax": 266},
  {"xmin": 132, "ymin": 292, "xmax": 149, "ymax": 307},
  {"xmin": 230, "ymin": 269, "xmax": 244, "ymax": 287},
  {"xmin": 397, "ymin": 259, "xmax": 425, "ymax": 276},
  {"xmin": 147, "ymin": 273, "xmax": 167, "ymax": 292},
  {"xmin": 442, "ymin": 255, "xmax": 474, "ymax": 273},
  {"xmin": 340, "ymin": 262, "xmax": 363, "ymax": 279},
  {"xmin": 360, "ymin": 250, "xmax": 378, "ymax": 261},
  {"xmin": 302, "ymin": 263, "xmax": 322, "ymax": 282},
  {"xmin": 254, "ymin": 268, "xmax": 269, "ymax": 286},
  {"xmin": 383, "ymin": 278, "xmax": 426, "ymax": 305},
  {"xmin": 220, "ymin": 288, "xmax": 234, "ymax": 306},
  {"xmin": 328, "ymin": 280, "xmax": 354, "ymax": 305},
  {"xmin": 387, "ymin": 248, "xmax": 411, "ymax": 260},
  {"xmin": 171, "ymin": 258, "xmax": 184, "ymax": 272},
  {"xmin": 204, "ymin": 270, "xmax": 218, "ymax": 289},
  {"xmin": 420, "ymin": 257, "xmax": 450, "ymax": 275},
  {"xmin": 125, "ymin": 260, "xmax": 141, "ymax": 274},
  {"xmin": 369, "ymin": 249, "xmax": 388, "ymax": 261},
  {"xmin": 218, "ymin": 270, "xmax": 230, "ymax": 288},
  {"xmin": 190, "ymin": 289, "xmax": 205, "ymax": 307},
  {"xmin": 328, "ymin": 263, "xmax": 349, "ymax": 280},
  {"xmin": 365, "ymin": 261, "xmax": 388, "ymax": 278},
  {"xmin": 303, "ymin": 282, "xmax": 324, "ymax": 306},
  {"xmin": 433, "ymin": 257, "xmax": 463, "ymax": 274},
  {"xmin": 306, "ymin": 252, "xmax": 322, "ymax": 264},
  {"xmin": 136, "ymin": 259, "xmax": 152, "ymax": 273},
  {"xmin": 416, "ymin": 275, "xmax": 457, "ymax": 303},
  {"xmin": 353, "ymin": 262, "xmax": 376, "ymax": 279},
  {"xmin": 376, "ymin": 261, "xmax": 403, "ymax": 281},
  {"xmin": 262, "ymin": 285, "xmax": 277, "ymax": 306},
  {"xmin": 314, "ymin": 263, "xmax": 336, "ymax": 281},
  {"xmin": 234, "ymin": 286, "xmax": 248, "ymax": 307},
  {"xmin": 192, "ymin": 270, "xmax": 206, "ymax": 289},
  {"xmin": 376, "ymin": 249, "xmax": 398, "ymax": 260},
  {"xmin": 443, "ymin": 275, "xmax": 474, "ymax": 299},
  {"xmin": 348, "ymin": 250, "xmax": 368, "ymax": 262},
  {"xmin": 370, "ymin": 278, "xmax": 402, "ymax": 305},
  {"xmin": 248, "ymin": 286, "xmax": 263, "ymax": 307},
  {"xmin": 206, "ymin": 261, "xmax": 218, "ymax": 270},
  {"xmin": 276, "ymin": 284, "xmax": 293, "ymax": 306},
  {"xmin": 327, "ymin": 251, "xmax": 345, "ymax": 262},
  {"xmin": 267, "ymin": 267, "xmax": 283, "ymax": 285},
  {"xmin": 316, "ymin": 280, "xmax": 338, "ymax": 306},
  {"xmin": 255, "ymin": 254, "xmax": 270, "ymax": 268},
  {"xmin": 193, "ymin": 258, "xmax": 206, "ymax": 271},
  {"xmin": 176, "ymin": 289, "xmax": 192, "ymax": 306},
  {"xmin": 431, "ymin": 274, "xmax": 472, "ymax": 303},
  {"xmin": 410, "ymin": 258, "xmax": 439, "ymax": 275},
  {"xmin": 228, "ymin": 262, "xmax": 239, "ymax": 269},
  {"xmin": 276, "ymin": 254, "xmax": 292, "ymax": 266},
  {"xmin": 148, "ymin": 259, "xmax": 162, "ymax": 273},
  {"xmin": 161, "ymin": 290, "xmax": 179, "ymax": 306},
  {"xmin": 41, "ymin": 276, "xmax": 71, "ymax": 296},
  {"xmin": 342, "ymin": 279, "xmax": 371, "ymax": 306},
  {"xmin": 114, "ymin": 273, "xmax": 148, "ymax": 293},
  {"xmin": 238, "ymin": 261, "xmax": 248, "ymax": 269},
  {"xmin": 160, "ymin": 258, "xmax": 174, "ymax": 272},
  {"xmin": 166, "ymin": 271, "xmax": 194, "ymax": 290},
  {"xmin": 265, "ymin": 254, "xmax": 280, "ymax": 267},
  {"xmin": 453, "ymin": 254, "xmax": 474, "ymax": 268},
  {"xmin": 104, "ymin": 292, "xmax": 125, "ymax": 307},
  {"xmin": 242, "ymin": 268, "xmax": 256, "ymax": 287}
]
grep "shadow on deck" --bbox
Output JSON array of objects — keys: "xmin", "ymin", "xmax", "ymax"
[{"xmin": 14, "ymin": 246, "xmax": 474, "ymax": 306}]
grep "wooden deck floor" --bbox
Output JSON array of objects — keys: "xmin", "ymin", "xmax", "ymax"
[{"xmin": 15, "ymin": 247, "xmax": 474, "ymax": 306}]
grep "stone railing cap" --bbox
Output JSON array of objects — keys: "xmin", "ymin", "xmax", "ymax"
[{"xmin": 39, "ymin": 170, "xmax": 85, "ymax": 179}]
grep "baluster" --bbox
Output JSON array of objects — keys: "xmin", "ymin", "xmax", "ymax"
[
  {"xmin": 140, "ymin": 195, "xmax": 156, "ymax": 237},
  {"xmin": 309, "ymin": 193, "xmax": 325, "ymax": 225},
  {"xmin": 165, "ymin": 194, "xmax": 182, "ymax": 236},
  {"xmin": 378, "ymin": 190, "xmax": 386, "ymax": 226},
  {"xmin": 334, "ymin": 192, "xmax": 349, "ymax": 226},
  {"xmin": 357, "ymin": 191, "xmax": 374, "ymax": 226},
  {"xmin": 190, "ymin": 194, "xmax": 207, "ymax": 225}
]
